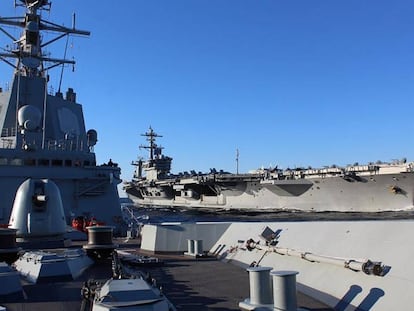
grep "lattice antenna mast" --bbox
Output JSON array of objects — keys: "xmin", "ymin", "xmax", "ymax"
[
  {"xmin": 0, "ymin": 0, "xmax": 90, "ymax": 77},
  {"xmin": 139, "ymin": 127, "xmax": 164, "ymax": 161}
]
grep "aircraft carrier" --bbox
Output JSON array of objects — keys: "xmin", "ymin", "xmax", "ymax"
[{"xmin": 124, "ymin": 127, "xmax": 414, "ymax": 213}]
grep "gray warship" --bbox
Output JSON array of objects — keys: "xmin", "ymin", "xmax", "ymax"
[
  {"xmin": 0, "ymin": 2, "xmax": 177, "ymax": 310},
  {"xmin": 0, "ymin": 0, "xmax": 123, "ymax": 233},
  {"xmin": 125, "ymin": 127, "xmax": 414, "ymax": 212}
]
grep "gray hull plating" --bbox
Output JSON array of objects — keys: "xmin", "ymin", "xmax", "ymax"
[
  {"xmin": 0, "ymin": 165, "xmax": 121, "ymax": 228},
  {"xmin": 0, "ymin": 2, "xmax": 122, "ymax": 232},
  {"xmin": 227, "ymin": 173, "xmax": 414, "ymax": 212},
  {"xmin": 128, "ymin": 173, "xmax": 414, "ymax": 212}
]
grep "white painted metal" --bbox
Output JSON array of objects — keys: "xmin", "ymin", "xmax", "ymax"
[
  {"xmin": 239, "ymin": 266, "xmax": 274, "ymax": 311},
  {"xmin": 212, "ymin": 221, "xmax": 414, "ymax": 310},
  {"xmin": 187, "ymin": 239, "xmax": 195, "ymax": 254},
  {"xmin": 247, "ymin": 267, "xmax": 273, "ymax": 305},
  {"xmin": 271, "ymin": 270, "xmax": 298, "ymax": 311},
  {"xmin": 194, "ymin": 239, "xmax": 203, "ymax": 255},
  {"xmin": 92, "ymin": 278, "xmax": 174, "ymax": 311},
  {"xmin": 140, "ymin": 221, "xmax": 414, "ymax": 310},
  {"xmin": 140, "ymin": 223, "xmax": 230, "ymax": 253}
]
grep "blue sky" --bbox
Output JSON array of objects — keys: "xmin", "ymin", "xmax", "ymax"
[{"xmin": 1, "ymin": 1, "xmax": 414, "ymax": 184}]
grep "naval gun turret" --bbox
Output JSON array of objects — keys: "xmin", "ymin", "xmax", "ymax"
[{"xmin": 9, "ymin": 178, "xmax": 67, "ymax": 245}]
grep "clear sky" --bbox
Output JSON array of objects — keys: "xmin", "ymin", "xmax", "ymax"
[{"xmin": 1, "ymin": 1, "xmax": 414, "ymax": 185}]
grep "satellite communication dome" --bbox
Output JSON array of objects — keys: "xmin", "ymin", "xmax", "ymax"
[
  {"xmin": 18, "ymin": 105, "xmax": 42, "ymax": 131},
  {"xmin": 87, "ymin": 129, "xmax": 98, "ymax": 146}
]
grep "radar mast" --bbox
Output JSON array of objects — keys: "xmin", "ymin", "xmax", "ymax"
[
  {"xmin": 0, "ymin": 0, "xmax": 90, "ymax": 77},
  {"xmin": 140, "ymin": 127, "xmax": 164, "ymax": 162}
]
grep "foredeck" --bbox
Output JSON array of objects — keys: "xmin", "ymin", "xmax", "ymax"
[
  {"xmin": 128, "ymin": 246, "xmax": 333, "ymax": 311},
  {"xmin": 2, "ymin": 240, "xmax": 333, "ymax": 311}
]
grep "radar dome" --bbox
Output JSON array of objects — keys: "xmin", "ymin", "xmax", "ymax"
[
  {"xmin": 18, "ymin": 105, "xmax": 42, "ymax": 131},
  {"xmin": 87, "ymin": 129, "xmax": 98, "ymax": 146}
]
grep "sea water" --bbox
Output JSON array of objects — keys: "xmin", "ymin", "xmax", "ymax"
[{"xmin": 128, "ymin": 204, "xmax": 414, "ymax": 224}]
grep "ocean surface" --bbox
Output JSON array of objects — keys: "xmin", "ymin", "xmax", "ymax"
[{"xmin": 125, "ymin": 203, "xmax": 414, "ymax": 224}]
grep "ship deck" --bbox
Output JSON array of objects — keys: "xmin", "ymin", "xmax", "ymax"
[
  {"xmin": 2, "ymin": 239, "xmax": 332, "ymax": 311},
  {"xmin": 135, "ymin": 250, "xmax": 333, "ymax": 310}
]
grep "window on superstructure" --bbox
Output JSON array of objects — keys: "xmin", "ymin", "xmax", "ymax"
[
  {"xmin": 24, "ymin": 158, "xmax": 36, "ymax": 166},
  {"xmin": 10, "ymin": 158, "xmax": 23, "ymax": 166},
  {"xmin": 52, "ymin": 159, "xmax": 63, "ymax": 166},
  {"xmin": 65, "ymin": 160, "xmax": 72, "ymax": 167},
  {"xmin": 39, "ymin": 159, "xmax": 49, "ymax": 166}
]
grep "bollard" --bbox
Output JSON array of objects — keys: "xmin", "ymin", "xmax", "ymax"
[
  {"xmin": 247, "ymin": 266, "xmax": 273, "ymax": 305},
  {"xmin": 85, "ymin": 226, "xmax": 115, "ymax": 246},
  {"xmin": 194, "ymin": 239, "xmax": 203, "ymax": 255},
  {"xmin": 83, "ymin": 226, "xmax": 117, "ymax": 259},
  {"xmin": 187, "ymin": 239, "xmax": 195, "ymax": 255},
  {"xmin": 271, "ymin": 270, "xmax": 298, "ymax": 311}
]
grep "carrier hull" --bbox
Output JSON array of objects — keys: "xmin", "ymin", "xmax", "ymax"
[{"xmin": 126, "ymin": 172, "xmax": 414, "ymax": 212}]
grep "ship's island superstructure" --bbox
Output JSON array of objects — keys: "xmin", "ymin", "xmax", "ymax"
[
  {"xmin": 0, "ymin": 0, "xmax": 123, "ymax": 233},
  {"xmin": 124, "ymin": 127, "xmax": 414, "ymax": 212}
]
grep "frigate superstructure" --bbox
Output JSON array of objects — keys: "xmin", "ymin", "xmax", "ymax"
[
  {"xmin": 125, "ymin": 127, "xmax": 414, "ymax": 212},
  {"xmin": 0, "ymin": 0, "xmax": 123, "ymax": 233}
]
